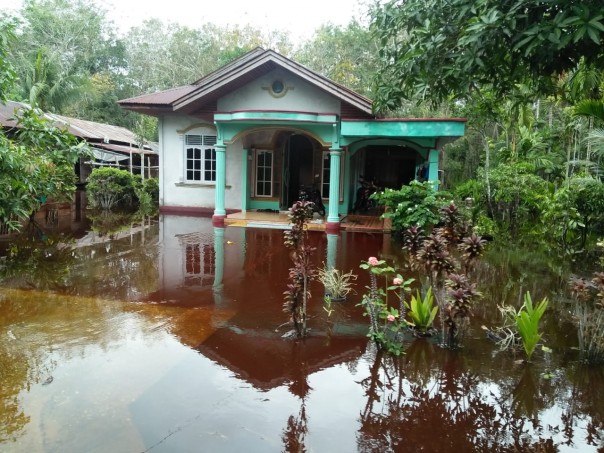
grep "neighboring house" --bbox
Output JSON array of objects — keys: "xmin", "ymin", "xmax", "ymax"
[
  {"xmin": 0, "ymin": 100, "xmax": 159, "ymax": 185},
  {"xmin": 119, "ymin": 48, "xmax": 465, "ymax": 231}
]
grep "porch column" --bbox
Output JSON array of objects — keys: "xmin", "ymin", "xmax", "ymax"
[
  {"xmin": 241, "ymin": 148, "xmax": 249, "ymax": 211},
  {"xmin": 213, "ymin": 143, "xmax": 227, "ymax": 225},
  {"xmin": 326, "ymin": 148, "xmax": 342, "ymax": 231},
  {"xmin": 428, "ymin": 148, "xmax": 440, "ymax": 190}
]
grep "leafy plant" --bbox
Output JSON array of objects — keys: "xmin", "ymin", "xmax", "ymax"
[
  {"xmin": 317, "ymin": 265, "xmax": 357, "ymax": 300},
  {"xmin": 359, "ymin": 257, "xmax": 413, "ymax": 355},
  {"xmin": 515, "ymin": 292, "xmax": 549, "ymax": 361},
  {"xmin": 569, "ymin": 272, "xmax": 604, "ymax": 364},
  {"xmin": 371, "ymin": 180, "xmax": 450, "ymax": 233},
  {"xmin": 282, "ymin": 200, "xmax": 315, "ymax": 337},
  {"xmin": 405, "ymin": 288, "xmax": 438, "ymax": 334}
]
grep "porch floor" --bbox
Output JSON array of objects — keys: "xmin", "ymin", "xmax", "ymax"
[{"xmin": 224, "ymin": 211, "xmax": 391, "ymax": 233}]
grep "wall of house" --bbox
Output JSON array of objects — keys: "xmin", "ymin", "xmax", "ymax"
[
  {"xmin": 218, "ymin": 69, "xmax": 341, "ymax": 113},
  {"xmin": 159, "ymin": 114, "xmax": 243, "ymax": 211}
]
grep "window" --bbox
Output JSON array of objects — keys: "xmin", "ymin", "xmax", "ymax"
[
  {"xmin": 255, "ymin": 150, "xmax": 273, "ymax": 197},
  {"xmin": 321, "ymin": 152, "xmax": 330, "ymax": 198},
  {"xmin": 185, "ymin": 134, "xmax": 217, "ymax": 182}
]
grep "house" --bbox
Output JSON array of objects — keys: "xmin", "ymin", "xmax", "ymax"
[
  {"xmin": 0, "ymin": 100, "xmax": 159, "ymax": 185},
  {"xmin": 119, "ymin": 48, "xmax": 465, "ymax": 232}
]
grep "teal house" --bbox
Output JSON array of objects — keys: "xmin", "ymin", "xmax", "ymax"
[{"xmin": 119, "ymin": 48, "xmax": 465, "ymax": 231}]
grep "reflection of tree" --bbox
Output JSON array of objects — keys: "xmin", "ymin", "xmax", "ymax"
[
  {"xmin": 356, "ymin": 344, "xmax": 561, "ymax": 452},
  {"xmin": 562, "ymin": 365, "xmax": 604, "ymax": 448},
  {"xmin": 281, "ymin": 340, "xmax": 311, "ymax": 453},
  {"xmin": 282, "ymin": 402, "xmax": 308, "ymax": 453},
  {"xmin": 0, "ymin": 287, "xmax": 175, "ymax": 444},
  {"xmin": 0, "ymin": 234, "xmax": 75, "ymax": 290}
]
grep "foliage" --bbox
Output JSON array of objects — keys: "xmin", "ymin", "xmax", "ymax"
[
  {"xmin": 0, "ymin": 19, "xmax": 16, "ymax": 102},
  {"xmin": 444, "ymin": 273, "xmax": 482, "ymax": 344},
  {"xmin": 405, "ymin": 288, "xmax": 438, "ymax": 333},
  {"xmin": 317, "ymin": 265, "xmax": 357, "ymax": 300},
  {"xmin": 86, "ymin": 167, "xmax": 138, "ymax": 210},
  {"xmin": 124, "ymin": 19, "xmax": 292, "ymax": 94},
  {"xmin": 142, "ymin": 177, "xmax": 159, "ymax": 203},
  {"xmin": 294, "ymin": 21, "xmax": 378, "ymax": 97},
  {"xmin": 359, "ymin": 257, "xmax": 414, "ymax": 355},
  {"xmin": 404, "ymin": 202, "xmax": 488, "ymax": 347},
  {"xmin": 515, "ymin": 292, "xmax": 549, "ymax": 362},
  {"xmin": 282, "ymin": 201, "xmax": 316, "ymax": 337},
  {"xmin": 370, "ymin": 0, "xmax": 604, "ymax": 109},
  {"xmin": 485, "ymin": 162, "xmax": 550, "ymax": 237},
  {"xmin": 0, "ymin": 108, "xmax": 88, "ymax": 230},
  {"xmin": 372, "ymin": 180, "xmax": 450, "ymax": 233},
  {"xmin": 569, "ymin": 272, "xmax": 604, "ymax": 364}
]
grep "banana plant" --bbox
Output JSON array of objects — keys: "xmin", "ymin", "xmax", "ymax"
[{"xmin": 516, "ymin": 292, "xmax": 549, "ymax": 361}]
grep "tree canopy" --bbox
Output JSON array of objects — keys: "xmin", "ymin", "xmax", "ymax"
[{"xmin": 371, "ymin": 0, "xmax": 604, "ymax": 111}]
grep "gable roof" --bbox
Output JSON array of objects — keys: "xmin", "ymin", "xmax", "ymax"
[{"xmin": 119, "ymin": 48, "xmax": 374, "ymax": 116}]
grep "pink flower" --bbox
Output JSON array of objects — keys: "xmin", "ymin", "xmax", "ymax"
[
  {"xmin": 368, "ymin": 256, "xmax": 379, "ymax": 266},
  {"xmin": 393, "ymin": 277, "xmax": 403, "ymax": 285},
  {"xmin": 387, "ymin": 314, "xmax": 396, "ymax": 322}
]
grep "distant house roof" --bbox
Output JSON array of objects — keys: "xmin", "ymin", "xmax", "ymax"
[
  {"xmin": 0, "ymin": 100, "xmax": 156, "ymax": 153},
  {"xmin": 119, "ymin": 47, "xmax": 374, "ymax": 117}
]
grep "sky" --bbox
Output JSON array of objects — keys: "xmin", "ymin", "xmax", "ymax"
[{"xmin": 1, "ymin": 0, "xmax": 367, "ymax": 42}]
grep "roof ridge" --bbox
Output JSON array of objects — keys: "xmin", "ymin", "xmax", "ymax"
[{"xmin": 191, "ymin": 47, "xmax": 266, "ymax": 86}]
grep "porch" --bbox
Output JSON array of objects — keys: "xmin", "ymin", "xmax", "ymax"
[{"xmin": 224, "ymin": 210, "xmax": 391, "ymax": 233}]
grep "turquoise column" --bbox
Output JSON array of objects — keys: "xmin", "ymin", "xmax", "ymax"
[
  {"xmin": 327, "ymin": 148, "xmax": 342, "ymax": 224},
  {"xmin": 428, "ymin": 149, "xmax": 440, "ymax": 189},
  {"xmin": 241, "ymin": 148, "xmax": 249, "ymax": 211},
  {"xmin": 214, "ymin": 143, "xmax": 227, "ymax": 218}
]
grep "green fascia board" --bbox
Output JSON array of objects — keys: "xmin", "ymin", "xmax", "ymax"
[
  {"xmin": 215, "ymin": 111, "xmax": 337, "ymax": 124},
  {"xmin": 341, "ymin": 120, "xmax": 465, "ymax": 138},
  {"xmin": 216, "ymin": 111, "xmax": 338, "ymax": 144}
]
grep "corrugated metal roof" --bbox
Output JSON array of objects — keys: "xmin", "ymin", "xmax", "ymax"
[
  {"xmin": 0, "ymin": 101, "xmax": 27, "ymax": 129},
  {"xmin": 0, "ymin": 100, "xmax": 156, "ymax": 151}
]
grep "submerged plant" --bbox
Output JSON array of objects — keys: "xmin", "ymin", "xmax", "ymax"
[
  {"xmin": 283, "ymin": 201, "xmax": 315, "ymax": 337},
  {"xmin": 516, "ymin": 292, "xmax": 549, "ymax": 362},
  {"xmin": 405, "ymin": 288, "xmax": 438, "ymax": 334},
  {"xmin": 569, "ymin": 272, "xmax": 604, "ymax": 364},
  {"xmin": 317, "ymin": 265, "xmax": 357, "ymax": 300},
  {"xmin": 359, "ymin": 257, "xmax": 413, "ymax": 355}
]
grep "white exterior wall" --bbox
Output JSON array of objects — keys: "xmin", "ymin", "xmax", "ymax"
[
  {"xmin": 159, "ymin": 69, "xmax": 342, "ymax": 211},
  {"xmin": 159, "ymin": 114, "xmax": 243, "ymax": 210},
  {"xmin": 218, "ymin": 69, "xmax": 340, "ymax": 113}
]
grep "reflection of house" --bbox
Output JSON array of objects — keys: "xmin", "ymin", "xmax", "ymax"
[
  {"xmin": 0, "ymin": 100, "xmax": 159, "ymax": 184},
  {"xmin": 119, "ymin": 48, "xmax": 465, "ymax": 231}
]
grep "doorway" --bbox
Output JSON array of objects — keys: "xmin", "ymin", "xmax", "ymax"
[{"xmin": 281, "ymin": 134, "xmax": 314, "ymax": 210}]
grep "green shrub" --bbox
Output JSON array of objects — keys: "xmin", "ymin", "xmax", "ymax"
[
  {"xmin": 87, "ymin": 168, "xmax": 138, "ymax": 210},
  {"xmin": 371, "ymin": 180, "xmax": 450, "ymax": 233},
  {"xmin": 142, "ymin": 178, "xmax": 159, "ymax": 203}
]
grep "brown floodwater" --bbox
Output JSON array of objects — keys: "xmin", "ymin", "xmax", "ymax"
[{"xmin": 0, "ymin": 214, "xmax": 603, "ymax": 452}]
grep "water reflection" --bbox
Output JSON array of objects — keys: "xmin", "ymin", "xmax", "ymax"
[{"xmin": 1, "ymin": 214, "xmax": 604, "ymax": 451}]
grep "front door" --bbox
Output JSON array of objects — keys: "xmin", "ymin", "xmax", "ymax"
[{"xmin": 281, "ymin": 134, "xmax": 314, "ymax": 210}]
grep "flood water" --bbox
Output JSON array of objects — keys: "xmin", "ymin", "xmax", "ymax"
[{"xmin": 1, "ymin": 214, "xmax": 603, "ymax": 452}]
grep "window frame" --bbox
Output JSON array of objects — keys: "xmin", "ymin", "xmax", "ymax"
[
  {"xmin": 184, "ymin": 133, "xmax": 217, "ymax": 183},
  {"xmin": 253, "ymin": 149, "xmax": 274, "ymax": 198}
]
